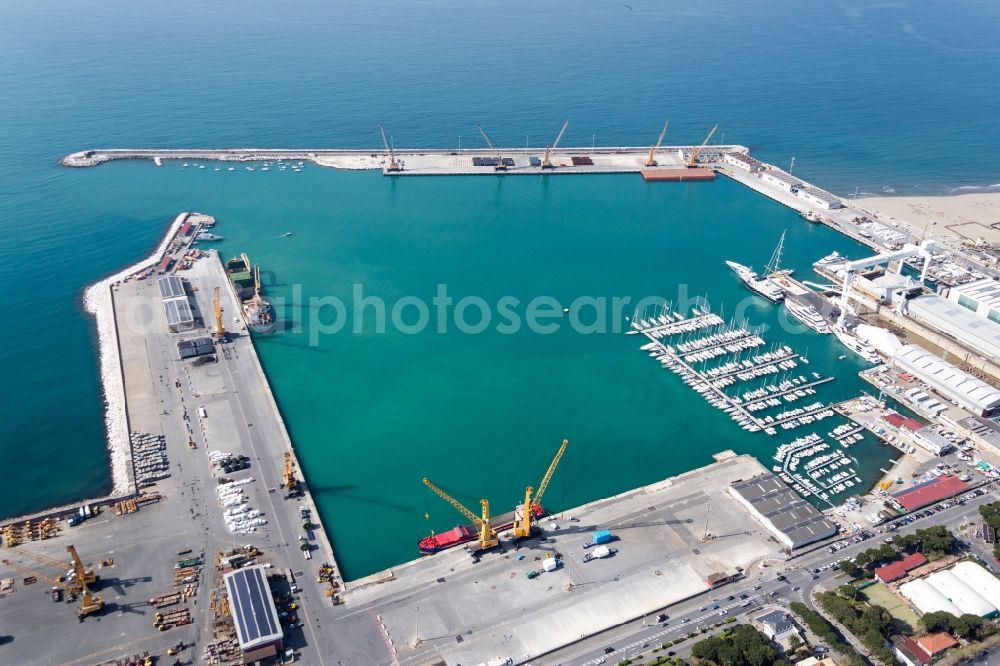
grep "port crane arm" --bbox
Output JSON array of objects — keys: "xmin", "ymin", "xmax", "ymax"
[
  {"xmin": 423, "ymin": 478, "xmax": 484, "ymax": 526},
  {"xmin": 686, "ymin": 124, "xmax": 719, "ymax": 167},
  {"xmin": 379, "ymin": 123, "xmax": 401, "ymax": 172},
  {"xmin": 531, "ymin": 438, "xmax": 568, "ymax": 510},
  {"xmin": 542, "ymin": 119, "xmax": 570, "ymax": 168},
  {"xmin": 422, "ymin": 478, "xmax": 498, "ymax": 551},
  {"xmin": 476, "ymin": 123, "xmax": 507, "ymax": 170},
  {"xmin": 0, "ymin": 559, "xmax": 66, "ymax": 588},
  {"xmin": 646, "ymin": 121, "xmax": 669, "ymax": 167}
]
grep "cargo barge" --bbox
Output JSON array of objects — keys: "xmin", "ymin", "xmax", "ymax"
[
  {"xmin": 418, "ymin": 504, "xmax": 546, "ymax": 555},
  {"xmin": 225, "ymin": 253, "xmax": 274, "ymax": 333}
]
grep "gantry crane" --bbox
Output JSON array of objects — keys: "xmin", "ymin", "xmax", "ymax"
[
  {"xmin": 686, "ymin": 124, "xmax": 719, "ymax": 167},
  {"xmin": 67, "ymin": 545, "xmax": 103, "ymax": 618},
  {"xmin": 646, "ymin": 121, "xmax": 669, "ymax": 167},
  {"xmin": 379, "ymin": 123, "xmax": 401, "ymax": 172},
  {"xmin": 422, "ymin": 478, "xmax": 499, "ymax": 552},
  {"xmin": 213, "ymin": 286, "xmax": 226, "ymax": 339},
  {"xmin": 475, "ymin": 123, "xmax": 507, "ymax": 171},
  {"xmin": 542, "ymin": 119, "xmax": 570, "ymax": 169},
  {"xmin": 514, "ymin": 439, "xmax": 568, "ymax": 539}
]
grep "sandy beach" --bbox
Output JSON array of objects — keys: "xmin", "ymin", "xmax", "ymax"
[
  {"xmin": 854, "ymin": 191, "xmax": 1000, "ymax": 246},
  {"xmin": 83, "ymin": 212, "xmax": 192, "ymax": 497}
]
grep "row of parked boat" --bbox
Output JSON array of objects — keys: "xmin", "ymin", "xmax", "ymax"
[
  {"xmin": 641, "ymin": 333, "xmax": 764, "ymax": 433},
  {"xmin": 702, "ymin": 346, "xmax": 797, "ymax": 379},
  {"xmin": 772, "ymin": 433, "xmax": 863, "ymax": 501},
  {"xmin": 629, "ymin": 307, "xmax": 725, "ymax": 337}
]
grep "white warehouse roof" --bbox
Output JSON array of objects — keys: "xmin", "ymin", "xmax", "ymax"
[
  {"xmin": 952, "ymin": 561, "xmax": 1000, "ymax": 613},
  {"xmin": 925, "ymin": 569, "xmax": 997, "ymax": 617},
  {"xmin": 951, "ymin": 278, "xmax": 1000, "ymax": 310},
  {"xmin": 893, "ymin": 344, "xmax": 1000, "ymax": 415},
  {"xmin": 899, "ymin": 578, "xmax": 964, "ymax": 617},
  {"xmin": 908, "ymin": 295, "xmax": 1000, "ymax": 364}
]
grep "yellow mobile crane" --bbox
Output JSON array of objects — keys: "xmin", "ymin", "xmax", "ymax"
[
  {"xmin": 542, "ymin": 118, "xmax": 570, "ymax": 169},
  {"xmin": 686, "ymin": 124, "xmax": 719, "ymax": 167},
  {"xmin": 68, "ymin": 546, "xmax": 103, "ymax": 618},
  {"xmin": 514, "ymin": 439, "xmax": 568, "ymax": 539},
  {"xmin": 422, "ymin": 478, "xmax": 499, "ymax": 552},
  {"xmin": 283, "ymin": 452, "xmax": 297, "ymax": 491},
  {"xmin": 213, "ymin": 286, "xmax": 226, "ymax": 339},
  {"xmin": 646, "ymin": 121, "xmax": 669, "ymax": 167},
  {"xmin": 475, "ymin": 123, "xmax": 507, "ymax": 171},
  {"xmin": 379, "ymin": 123, "xmax": 401, "ymax": 172}
]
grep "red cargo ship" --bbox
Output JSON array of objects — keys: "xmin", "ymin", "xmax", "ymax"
[{"xmin": 418, "ymin": 504, "xmax": 546, "ymax": 555}]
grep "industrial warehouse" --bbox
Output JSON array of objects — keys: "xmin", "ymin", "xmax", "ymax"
[{"xmin": 728, "ymin": 473, "xmax": 839, "ymax": 549}]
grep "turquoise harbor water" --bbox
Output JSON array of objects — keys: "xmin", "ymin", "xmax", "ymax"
[{"xmin": 1, "ymin": 1, "xmax": 999, "ymax": 577}]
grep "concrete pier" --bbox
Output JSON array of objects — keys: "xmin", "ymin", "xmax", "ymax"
[{"xmin": 60, "ymin": 144, "xmax": 746, "ymax": 176}]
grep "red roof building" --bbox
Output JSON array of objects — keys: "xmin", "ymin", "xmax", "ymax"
[
  {"xmin": 885, "ymin": 413, "xmax": 906, "ymax": 428},
  {"xmin": 875, "ymin": 552, "xmax": 928, "ymax": 583},
  {"xmin": 157, "ymin": 255, "xmax": 173, "ymax": 273},
  {"xmin": 902, "ymin": 417, "xmax": 924, "ymax": 432},
  {"xmin": 916, "ymin": 632, "xmax": 958, "ymax": 656},
  {"xmin": 893, "ymin": 475, "xmax": 968, "ymax": 511},
  {"xmin": 892, "ymin": 635, "xmax": 931, "ymax": 666}
]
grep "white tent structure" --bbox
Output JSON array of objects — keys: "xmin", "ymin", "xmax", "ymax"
[
  {"xmin": 899, "ymin": 579, "xmax": 964, "ymax": 617},
  {"xmin": 925, "ymin": 570, "xmax": 997, "ymax": 617},
  {"xmin": 952, "ymin": 561, "xmax": 1000, "ymax": 615}
]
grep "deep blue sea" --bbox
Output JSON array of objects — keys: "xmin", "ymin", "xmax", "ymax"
[{"xmin": 1, "ymin": 1, "xmax": 998, "ymax": 576}]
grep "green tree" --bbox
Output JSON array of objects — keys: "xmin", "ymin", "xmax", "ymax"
[
  {"xmin": 839, "ymin": 560, "xmax": 862, "ymax": 578},
  {"xmin": 837, "ymin": 584, "xmax": 861, "ymax": 600},
  {"xmin": 952, "ymin": 614, "xmax": 985, "ymax": 639},
  {"xmin": 922, "ymin": 610, "xmax": 958, "ymax": 633}
]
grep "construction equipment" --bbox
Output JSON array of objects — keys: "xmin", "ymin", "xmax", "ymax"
[
  {"xmin": 379, "ymin": 123, "xmax": 401, "ymax": 172},
  {"xmin": 212, "ymin": 286, "xmax": 225, "ymax": 339},
  {"xmin": 542, "ymin": 118, "xmax": 570, "ymax": 169},
  {"xmin": 514, "ymin": 439, "xmax": 568, "ymax": 539},
  {"xmin": 283, "ymin": 452, "xmax": 297, "ymax": 491},
  {"xmin": 68, "ymin": 545, "xmax": 103, "ymax": 618},
  {"xmin": 475, "ymin": 123, "xmax": 507, "ymax": 171},
  {"xmin": 646, "ymin": 121, "xmax": 669, "ymax": 167},
  {"xmin": 422, "ymin": 478, "xmax": 499, "ymax": 552},
  {"xmin": 685, "ymin": 123, "xmax": 719, "ymax": 167}
]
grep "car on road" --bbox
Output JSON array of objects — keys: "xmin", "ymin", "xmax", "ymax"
[
  {"xmin": 792, "ymin": 586, "xmax": 801, "ymax": 591},
  {"xmin": 727, "ymin": 595, "xmax": 735, "ymax": 600},
  {"xmin": 682, "ymin": 618, "xmax": 691, "ymax": 624},
  {"xmin": 656, "ymin": 614, "xmax": 668, "ymax": 622},
  {"xmin": 884, "ymin": 536, "xmax": 894, "ymax": 543},
  {"xmin": 604, "ymin": 647, "xmax": 614, "ymax": 654},
  {"xmin": 739, "ymin": 593, "xmax": 749, "ymax": 599},
  {"xmin": 698, "ymin": 606, "xmax": 706, "ymax": 612},
  {"xmin": 753, "ymin": 584, "xmax": 761, "ymax": 590}
]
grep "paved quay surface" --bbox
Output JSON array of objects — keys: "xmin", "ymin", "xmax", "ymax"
[
  {"xmin": 0, "ymin": 234, "xmax": 359, "ymax": 665},
  {"xmin": 548, "ymin": 482, "xmax": 1000, "ymax": 666},
  {"xmin": 336, "ymin": 453, "xmax": 787, "ymax": 666}
]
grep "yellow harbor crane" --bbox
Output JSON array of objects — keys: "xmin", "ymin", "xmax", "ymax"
[
  {"xmin": 379, "ymin": 123, "xmax": 401, "ymax": 172},
  {"xmin": 68, "ymin": 545, "xmax": 103, "ymax": 618},
  {"xmin": 213, "ymin": 286, "xmax": 225, "ymax": 338},
  {"xmin": 645, "ymin": 121, "xmax": 669, "ymax": 167},
  {"xmin": 422, "ymin": 478, "xmax": 498, "ymax": 552},
  {"xmin": 686, "ymin": 124, "xmax": 719, "ymax": 168},
  {"xmin": 514, "ymin": 438, "xmax": 568, "ymax": 539},
  {"xmin": 542, "ymin": 118, "xmax": 570, "ymax": 169},
  {"xmin": 475, "ymin": 123, "xmax": 507, "ymax": 171}
]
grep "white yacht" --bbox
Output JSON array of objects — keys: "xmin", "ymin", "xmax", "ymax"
[
  {"xmin": 725, "ymin": 260, "xmax": 785, "ymax": 303},
  {"xmin": 813, "ymin": 251, "xmax": 843, "ymax": 268},
  {"xmin": 832, "ymin": 326, "xmax": 881, "ymax": 363},
  {"xmin": 785, "ymin": 299, "xmax": 831, "ymax": 334}
]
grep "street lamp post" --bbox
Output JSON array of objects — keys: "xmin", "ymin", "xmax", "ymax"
[{"xmin": 789, "ymin": 156, "xmax": 796, "ymax": 176}]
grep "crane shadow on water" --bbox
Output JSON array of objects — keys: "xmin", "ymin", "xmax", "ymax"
[{"xmin": 310, "ymin": 484, "xmax": 416, "ymax": 514}]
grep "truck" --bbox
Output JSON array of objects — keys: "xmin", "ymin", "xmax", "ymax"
[
  {"xmin": 583, "ymin": 529, "xmax": 613, "ymax": 548},
  {"xmin": 582, "ymin": 545, "xmax": 616, "ymax": 562}
]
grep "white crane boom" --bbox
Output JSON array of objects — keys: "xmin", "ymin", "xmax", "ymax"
[
  {"xmin": 542, "ymin": 119, "xmax": 570, "ymax": 169},
  {"xmin": 476, "ymin": 123, "xmax": 506, "ymax": 171},
  {"xmin": 379, "ymin": 123, "xmax": 400, "ymax": 172}
]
